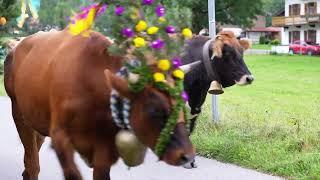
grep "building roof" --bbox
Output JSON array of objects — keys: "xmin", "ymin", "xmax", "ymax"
[{"xmin": 247, "ymin": 27, "xmax": 282, "ymax": 32}]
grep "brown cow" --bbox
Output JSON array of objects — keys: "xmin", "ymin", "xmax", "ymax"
[{"xmin": 4, "ymin": 29, "xmax": 195, "ymax": 180}]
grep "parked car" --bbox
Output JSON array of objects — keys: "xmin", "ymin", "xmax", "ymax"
[{"xmin": 289, "ymin": 41, "xmax": 320, "ymax": 56}]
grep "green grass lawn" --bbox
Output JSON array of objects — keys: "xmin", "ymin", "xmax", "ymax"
[
  {"xmin": 192, "ymin": 55, "xmax": 320, "ymax": 179},
  {"xmin": 252, "ymin": 44, "xmax": 272, "ymax": 50}
]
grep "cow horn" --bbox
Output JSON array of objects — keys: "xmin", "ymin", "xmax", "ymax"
[{"xmin": 179, "ymin": 61, "xmax": 201, "ymax": 74}]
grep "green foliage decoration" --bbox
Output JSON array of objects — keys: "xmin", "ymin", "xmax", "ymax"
[{"xmin": 72, "ymin": 0, "xmax": 193, "ymax": 157}]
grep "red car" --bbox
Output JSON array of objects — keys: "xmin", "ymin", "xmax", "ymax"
[{"xmin": 289, "ymin": 41, "xmax": 320, "ymax": 56}]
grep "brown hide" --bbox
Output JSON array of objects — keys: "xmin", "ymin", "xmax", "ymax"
[
  {"xmin": 5, "ymin": 30, "xmax": 126, "ymax": 180},
  {"xmin": 212, "ymin": 31, "xmax": 250, "ymax": 58},
  {"xmin": 6, "ymin": 29, "xmax": 195, "ymax": 180}
]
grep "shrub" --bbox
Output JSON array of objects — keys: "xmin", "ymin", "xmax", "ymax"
[
  {"xmin": 270, "ymin": 39, "xmax": 280, "ymax": 45},
  {"xmin": 0, "ymin": 46, "xmax": 7, "ymax": 75},
  {"xmin": 0, "ymin": 61, "xmax": 3, "ymax": 75},
  {"xmin": 259, "ymin": 36, "xmax": 271, "ymax": 45},
  {"xmin": 259, "ymin": 36, "xmax": 266, "ymax": 44}
]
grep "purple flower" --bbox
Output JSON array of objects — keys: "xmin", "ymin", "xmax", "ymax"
[
  {"xmin": 142, "ymin": 0, "xmax": 154, "ymax": 5},
  {"xmin": 172, "ymin": 57, "xmax": 182, "ymax": 68},
  {"xmin": 121, "ymin": 28, "xmax": 135, "ymax": 38},
  {"xmin": 155, "ymin": 5, "xmax": 165, "ymax": 17},
  {"xmin": 70, "ymin": 19, "xmax": 76, "ymax": 24},
  {"xmin": 151, "ymin": 39, "xmax": 165, "ymax": 49},
  {"xmin": 181, "ymin": 91, "xmax": 189, "ymax": 102},
  {"xmin": 97, "ymin": 4, "xmax": 108, "ymax": 16},
  {"xmin": 166, "ymin": 26, "xmax": 175, "ymax": 34},
  {"xmin": 77, "ymin": 10, "xmax": 90, "ymax": 19},
  {"xmin": 115, "ymin": 6, "xmax": 125, "ymax": 16}
]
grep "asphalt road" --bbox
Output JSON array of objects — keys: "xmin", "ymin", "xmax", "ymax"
[{"xmin": 0, "ymin": 97, "xmax": 282, "ymax": 180}]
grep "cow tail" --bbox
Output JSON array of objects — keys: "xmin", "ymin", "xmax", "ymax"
[{"xmin": 4, "ymin": 51, "xmax": 15, "ymax": 99}]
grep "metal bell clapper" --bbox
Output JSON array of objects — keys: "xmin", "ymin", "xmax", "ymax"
[
  {"xmin": 208, "ymin": 80, "xmax": 224, "ymax": 95},
  {"xmin": 115, "ymin": 130, "xmax": 147, "ymax": 167}
]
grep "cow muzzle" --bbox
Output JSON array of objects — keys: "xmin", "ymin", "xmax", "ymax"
[
  {"xmin": 161, "ymin": 123, "xmax": 195, "ymax": 166},
  {"xmin": 236, "ymin": 75, "xmax": 254, "ymax": 85}
]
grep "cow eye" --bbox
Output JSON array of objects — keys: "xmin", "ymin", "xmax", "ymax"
[
  {"xmin": 147, "ymin": 106, "xmax": 169, "ymax": 128},
  {"xmin": 145, "ymin": 92, "xmax": 170, "ymax": 127}
]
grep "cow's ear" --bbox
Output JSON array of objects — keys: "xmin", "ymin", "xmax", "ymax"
[
  {"xmin": 104, "ymin": 70, "xmax": 134, "ymax": 99},
  {"xmin": 239, "ymin": 39, "xmax": 251, "ymax": 51}
]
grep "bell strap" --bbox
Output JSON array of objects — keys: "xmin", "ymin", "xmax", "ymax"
[{"xmin": 202, "ymin": 39, "xmax": 216, "ymax": 81}]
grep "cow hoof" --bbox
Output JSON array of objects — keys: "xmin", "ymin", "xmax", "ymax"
[
  {"xmin": 182, "ymin": 160, "xmax": 198, "ymax": 169},
  {"xmin": 65, "ymin": 172, "xmax": 83, "ymax": 180},
  {"xmin": 22, "ymin": 171, "xmax": 38, "ymax": 180}
]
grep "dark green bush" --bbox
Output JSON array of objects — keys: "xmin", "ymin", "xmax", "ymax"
[
  {"xmin": 270, "ymin": 39, "xmax": 280, "ymax": 45},
  {"xmin": 0, "ymin": 46, "xmax": 7, "ymax": 75},
  {"xmin": 0, "ymin": 61, "xmax": 3, "ymax": 75},
  {"xmin": 259, "ymin": 36, "xmax": 266, "ymax": 44}
]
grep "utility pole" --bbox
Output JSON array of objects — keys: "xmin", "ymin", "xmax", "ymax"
[{"xmin": 208, "ymin": 0, "xmax": 219, "ymax": 122}]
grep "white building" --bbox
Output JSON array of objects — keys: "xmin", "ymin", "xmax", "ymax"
[{"xmin": 273, "ymin": 0, "xmax": 320, "ymax": 45}]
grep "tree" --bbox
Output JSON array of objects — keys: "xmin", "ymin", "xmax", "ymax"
[
  {"xmin": 159, "ymin": 0, "xmax": 264, "ymax": 33},
  {"xmin": 188, "ymin": 0, "xmax": 264, "ymax": 32},
  {"xmin": 263, "ymin": 0, "xmax": 285, "ymax": 27},
  {"xmin": 0, "ymin": 0, "xmax": 20, "ymax": 35},
  {"xmin": 0, "ymin": 0, "xmax": 20, "ymax": 21},
  {"xmin": 99, "ymin": 0, "xmax": 263, "ymax": 33},
  {"xmin": 38, "ymin": 0, "xmax": 82, "ymax": 29}
]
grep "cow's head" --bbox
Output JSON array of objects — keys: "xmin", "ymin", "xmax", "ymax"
[
  {"xmin": 104, "ymin": 69, "xmax": 195, "ymax": 166},
  {"xmin": 181, "ymin": 31, "xmax": 254, "ymax": 94},
  {"xmin": 210, "ymin": 31, "xmax": 254, "ymax": 88}
]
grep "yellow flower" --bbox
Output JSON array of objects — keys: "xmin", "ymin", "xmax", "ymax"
[
  {"xmin": 147, "ymin": 26, "xmax": 159, "ymax": 35},
  {"xmin": 133, "ymin": 37, "xmax": 146, "ymax": 48},
  {"xmin": 158, "ymin": 17, "xmax": 166, "ymax": 23},
  {"xmin": 158, "ymin": 59, "xmax": 171, "ymax": 71},
  {"xmin": 135, "ymin": 20, "xmax": 148, "ymax": 32},
  {"xmin": 69, "ymin": 8, "xmax": 96, "ymax": 36},
  {"xmin": 182, "ymin": 28, "xmax": 193, "ymax": 39},
  {"xmin": 153, "ymin": 73, "xmax": 166, "ymax": 82},
  {"xmin": 173, "ymin": 69, "xmax": 185, "ymax": 79}
]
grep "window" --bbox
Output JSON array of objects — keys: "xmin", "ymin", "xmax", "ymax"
[
  {"xmin": 289, "ymin": 4, "xmax": 301, "ymax": 16},
  {"xmin": 304, "ymin": 30, "xmax": 317, "ymax": 43},
  {"xmin": 305, "ymin": 2, "xmax": 317, "ymax": 15},
  {"xmin": 289, "ymin": 31, "xmax": 300, "ymax": 43}
]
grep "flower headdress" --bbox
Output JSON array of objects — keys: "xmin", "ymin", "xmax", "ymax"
[{"xmin": 68, "ymin": 0, "xmax": 192, "ymax": 157}]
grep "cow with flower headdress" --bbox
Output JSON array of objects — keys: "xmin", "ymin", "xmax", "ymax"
[{"xmin": 4, "ymin": 1, "xmax": 199, "ymax": 180}]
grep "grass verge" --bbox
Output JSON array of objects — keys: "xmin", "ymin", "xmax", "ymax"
[
  {"xmin": 192, "ymin": 55, "xmax": 320, "ymax": 179},
  {"xmin": 252, "ymin": 44, "xmax": 272, "ymax": 50},
  {"xmin": 0, "ymin": 75, "xmax": 5, "ymax": 96}
]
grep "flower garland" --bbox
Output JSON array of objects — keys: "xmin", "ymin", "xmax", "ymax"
[{"xmin": 68, "ymin": 0, "xmax": 192, "ymax": 158}]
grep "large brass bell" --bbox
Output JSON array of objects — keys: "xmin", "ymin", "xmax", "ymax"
[
  {"xmin": 208, "ymin": 81, "xmax": 224, "ymax": 95},
  {"xmin": 115, "ymin": 130, "xmax": 147, "ymax": 167}
]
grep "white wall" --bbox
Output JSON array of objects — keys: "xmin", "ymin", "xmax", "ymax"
[
  {"xmin": 317, "ymin": 29, "xmax": 320, "ymax": 44},
  {"xmin": 282, "ymin": 23, "xmax": 320, "ymax": 44},
  {"xmin": 282, "ymin": 28, "xmax": 289, "ymax": 44},
  {"xmin": 247, "ymin": 32, "xmax": 265, "ymax": 44}
]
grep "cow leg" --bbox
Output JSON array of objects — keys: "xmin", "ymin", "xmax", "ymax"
[
  {"xmin": 189, "ymin": 107, "xmax": 201, "ymax": 134},
  {"xmin": 12, "ymin": 102, "xmax": 41, "ymax": 180},
  {"xmin": 50, "ymin": 127, "xmax": 82, "ymax": 180},
  {"xmin": 92, "ymin": 142, "xmax": 118, "ymax": 180},
  {"xmin": 50, "ymin": 109, "xmax": 82, "ymax": 180}
]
